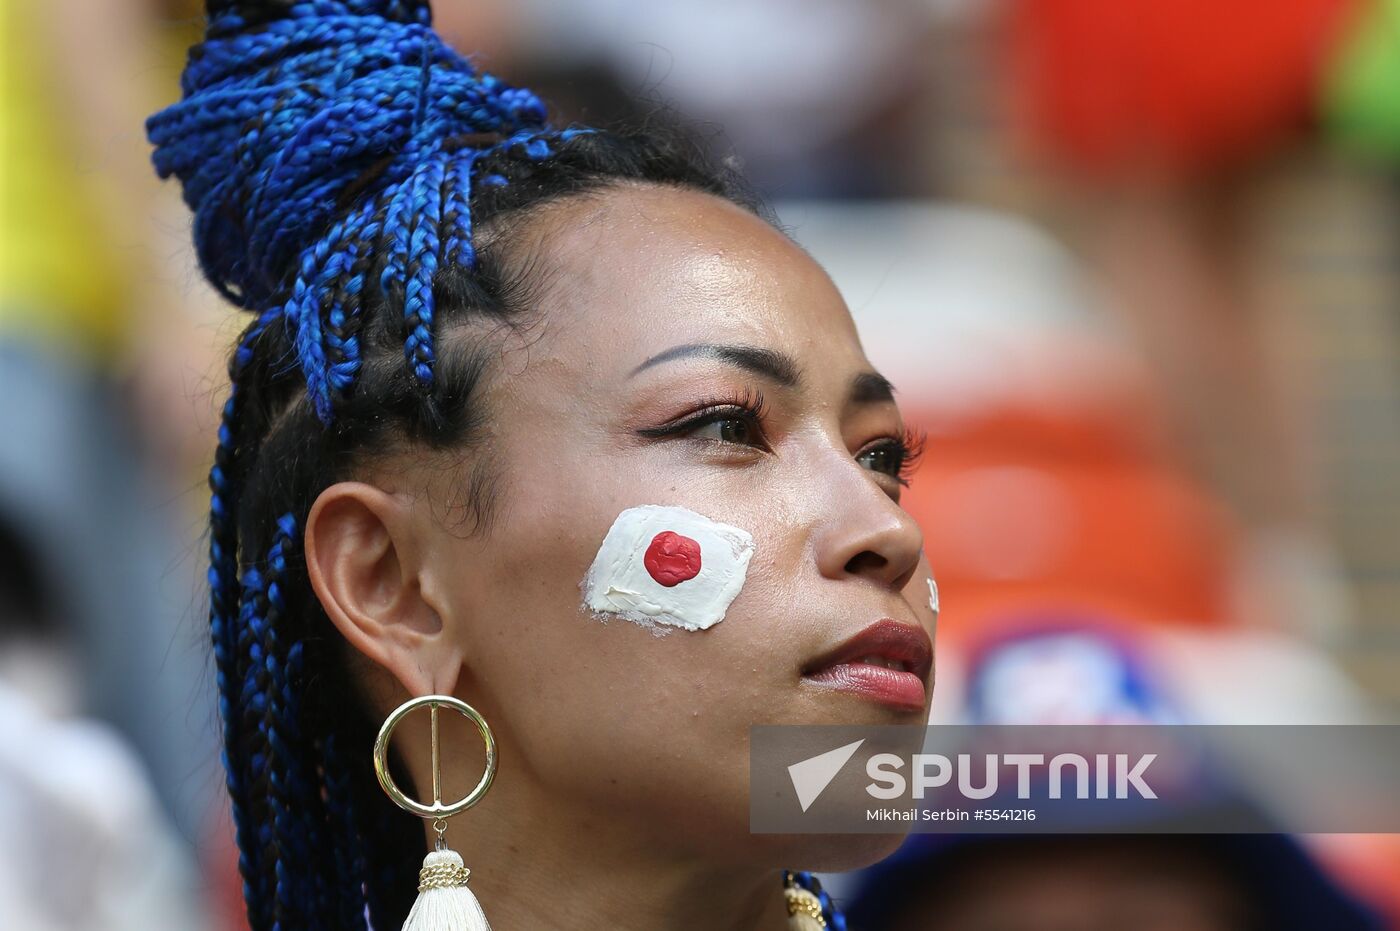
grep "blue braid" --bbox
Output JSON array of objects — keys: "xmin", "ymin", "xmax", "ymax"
[
  {"xmin": 320, "ymin": 731, "xmax": 371, "ymax": 931},
  {"xmin": 402, "ymin": 151, "xmax": 446, "ymax": 386},
  {"xmin": 235, "ymin": 564, "xmax": 276, "ymax": 928},
  {"xmin": 233, "ymin": 511, "xmax": 339, "ymax": 931},
  {"xmin": 287, "ymin": 196, "xmax": 379, "ymax": 421},
  {"xmin": 323, "ymin": 195, "xmax": 385, "ymax": 399},
  {"xmin": 441, "ymin": 148, "xmax": 481, "ymax": 268},
  {"xmin": 255, "ymin": 514, "xmax": 308, "ymax": 929},
  {"xmin": 209, "ymin": 307, "xmax": 284, "ymax": 926},
  {"xmin": 147, "ymin": 0, "xmax": 552, "ymax": 421}
]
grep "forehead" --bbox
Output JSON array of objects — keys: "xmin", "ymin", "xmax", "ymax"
[{"xmin": 503, "ymin": 183, "xmax": 868, "ymax": 391}]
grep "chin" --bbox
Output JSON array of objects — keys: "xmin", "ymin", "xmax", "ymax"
[{"xmin": 760, "ymin": 831, "xmax": 912, "ymax": 874}]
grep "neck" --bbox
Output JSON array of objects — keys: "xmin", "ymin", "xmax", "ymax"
[{"xmin": 428, "ymin": 789, "xmax": 791, "ymax": 931}]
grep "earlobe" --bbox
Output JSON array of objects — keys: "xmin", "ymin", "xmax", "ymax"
[{"xmin": 304, "ymin": 481, "xmax": 463, "ymax": 697}]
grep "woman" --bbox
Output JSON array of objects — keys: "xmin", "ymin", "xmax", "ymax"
[{"xmin": 147, "ymin": 1, "xmax": 938, "ymax": 928}]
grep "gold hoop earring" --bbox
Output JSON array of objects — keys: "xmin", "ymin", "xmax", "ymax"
[{"xmin": 374, "ymin": 694, "xmax": 498, "ymax": 931}]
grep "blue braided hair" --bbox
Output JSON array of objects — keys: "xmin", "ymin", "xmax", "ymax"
[{"xmin": 147, "ymin": 2, "xmax": 783, "ymax": 928}]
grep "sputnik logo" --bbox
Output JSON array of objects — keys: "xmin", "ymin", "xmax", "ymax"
[{"xmin": 788, "ymin": 739, "xmax": 866, "ymax": 812}]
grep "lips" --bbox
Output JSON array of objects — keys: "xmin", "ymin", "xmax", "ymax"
[{"xmin": 801, "ymin": 618, "xmax": 933, "ymax": 712}]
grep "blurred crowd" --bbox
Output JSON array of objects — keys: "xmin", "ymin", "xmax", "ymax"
[{"xmin": 2, "ymin": 0, "xmax": 1398, "ymax": 928}]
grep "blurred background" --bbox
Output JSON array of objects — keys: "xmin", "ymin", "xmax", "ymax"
[{"xmin": 2, "ymin": 0, "xmax": 1399, "ymax": 927}]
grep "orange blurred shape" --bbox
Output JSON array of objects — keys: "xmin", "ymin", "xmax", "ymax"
[
  {"xmin": 1003, "ymin": 0, "xmax": 1360, "ymax": 176},
  {"xmin": 903, "ymin": 401, "xmax": 1239, "ymax": 647},
  {"xmin": 1308, "ymin": 834, "xmax": 1400, "ymax": 928}
]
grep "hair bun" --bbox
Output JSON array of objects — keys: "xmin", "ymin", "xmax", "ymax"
[
  {"xmin": 204, "ymin": 0, "xmax": 431, "ymax": 36},
  {"xmin": 147, "ymin": 0, "xmax": 548, "ymax": 308}
]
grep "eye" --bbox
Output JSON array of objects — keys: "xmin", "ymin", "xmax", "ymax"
[
  {"xmin": 691, "ymin": 412, "xmax": 762, "ymax": 447},
  {"xmin": 857, "ymin": 426, "xmax": 927, "ymax": 488},
  {"xmin": 857, "ymin": 442, "xmax": 904, "ymax": 477},
  {"xmin": 635, "ymin": 387, "xmax": 773, "ymax": 452}
]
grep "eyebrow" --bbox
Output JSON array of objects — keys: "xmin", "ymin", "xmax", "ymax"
[
  {"xmin": 849, "ymin": 370, "xmax": 897, "ymax": 405},
  {"xmin": 630, "ymin": 342, "xmax": 797, "ymax": 386},
  {"xmin": 628, "ymin": 342, "xmax": 896, "ymax": 405}
]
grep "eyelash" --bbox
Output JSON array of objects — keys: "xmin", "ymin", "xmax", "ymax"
[{"xmin": 640, "ymin": 387, "xmax": 929, "ymax": 488}]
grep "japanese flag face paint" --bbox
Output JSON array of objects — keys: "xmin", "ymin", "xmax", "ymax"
[{"xmin": 581, "ymin": 504, "xmax": 755, "ymax": 632}]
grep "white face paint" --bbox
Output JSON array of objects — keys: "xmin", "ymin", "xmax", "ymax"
[
  {"xmin": 929, "ymin": 574, "xmax": 940, "ymax": 638},
  {"xmin": 580, "ymin": 504, "xmax": 755, "ymax": 632}
]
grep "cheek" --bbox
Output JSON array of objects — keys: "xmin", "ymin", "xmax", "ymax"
[
  {"xmin": 450, "ymin": 495, "xmax": 811, "ymax": 846},
  {"xmin": 452, "ymin": 500, "xmax": 770, "ymax": 738},
  {"xmin": 466, "ymin": 508, "xmax": 765, "ymax": 767}
]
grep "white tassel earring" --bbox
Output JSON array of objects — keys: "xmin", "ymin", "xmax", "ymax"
[{"xmin": 374, "ymin": 694, "xmax": 499, "ymax": 931}]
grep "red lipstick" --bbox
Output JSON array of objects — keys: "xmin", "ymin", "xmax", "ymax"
[{"xmin": 802, "ymin": 618, "xmax": 933, "ymax": 713}]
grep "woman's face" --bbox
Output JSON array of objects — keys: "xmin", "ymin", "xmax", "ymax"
[{"xmin": 361, "ymin": 183, "xmax": 934, "ymax": 870}]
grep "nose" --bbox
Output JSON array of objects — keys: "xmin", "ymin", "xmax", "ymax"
[{"xmin": 811, "ymin": 452, "xmax": 925, "ymax": 594}]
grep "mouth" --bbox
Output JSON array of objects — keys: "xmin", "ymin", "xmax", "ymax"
[{"xmin": 800, "ymin": 618, "xmax": 933, "ymax": 713}]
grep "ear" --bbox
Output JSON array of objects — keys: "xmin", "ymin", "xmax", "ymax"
[{"xmin": 304, "ymin": 481, "xmax": 463, "ymax": 697}]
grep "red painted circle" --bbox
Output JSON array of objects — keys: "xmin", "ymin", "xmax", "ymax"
[{"xmin": 643, "ymin": 531, "xmax": 703, "ymax": 586}]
